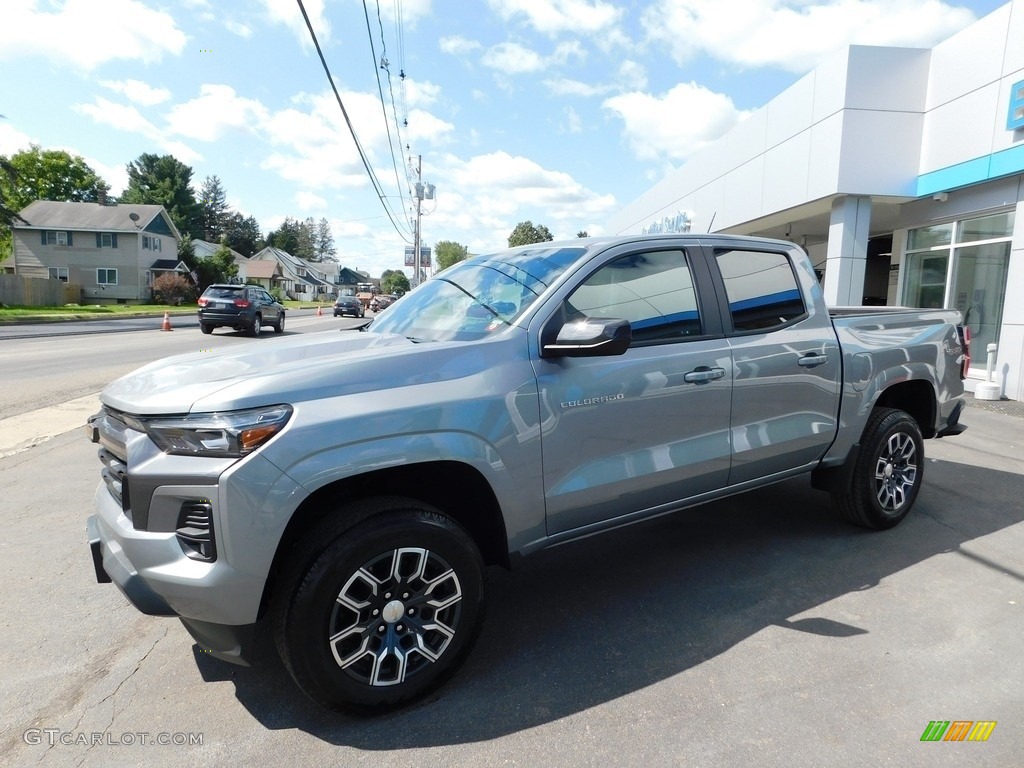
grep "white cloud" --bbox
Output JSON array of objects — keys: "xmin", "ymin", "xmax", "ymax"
[
  {"xmin": 379, "ymin": 0, "xmax": 432, "ymax": 27},
  {"xmin": 261, "ymin": 90, "xmax": 393, "ymax": 190},
  {"xmin": 439, "ymin": 35, "xmax": 483, "ymax": 55},
  {"xmin": 261, "ymin": 0, "xmax": 329, "ymax": 45},
  {"xmin": 226, "ymin": 20, "xmax": 254, "ymax": 38},
  {"xmin": 617, "ymin": 60, "xmax": 647, "ymax": 90},
  {"xmin": 563, "ymin": 106, "xmax": 582, "ymax": 134},
  {"xmin": 642, "ymin": 0, "xmax": 978, "ymax": 73},
  {"xmin": 99, "ymin": 79, "xmax": 171, "ymax": 106},
  {"xmin": 482, "ymin": 42, "xmax": 547, "ymax": 74},
  {"xmin": 483, "ymin": 39, "xmax": 586, "ymax": 79},
  {"xmin": 487, "ymin": 0, "xmax": 623, "ymax": 35},
  {"xmin": 405, "ymin": 79, "xmax": 442, "ymax": 108},
  {"xmin": 72, "ymin": 97, "xmax": 202, "ymax": 164},
  {"xmin": 603, "ymin": 82, "xmax": 749, "ymax": 162},
  {"xmin": 74, "ymin": 98, "xmax": 160, "ymax": 137},
  {"xmin": 0, "ymin": 122, "xmax": 33, "ymax": 155},
  {"xmin": 432, "ymin": 150, "xmax": 617, "ymax": 246},
  {"xmin": 544, "ymin": 78, "xmax": 609, "ymax": 97},
  {"xmin": 406, "ymin": 109, "xmax": 455, "ymax": 144},
  {"xmin": 80, "ymin": 154, "xmax": 129, "ymax": 196},
  {"xmin": 166, "ymin": 85, "xmax": 269, "ymax": 142},
  {"xmin": 2, "ymin": 0, "xmax": 186, "ymax": 71},
  {"xmin": 295, "ymin": 191, "xmax": 328, "ymax": 210}
]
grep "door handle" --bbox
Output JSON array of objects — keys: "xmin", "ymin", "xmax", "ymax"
[
  {"xmin": 798, "ymin": 354, "xmax": 828, "ymax": 368},
  {"xmin": 683, "ymin": 366, "xmax": 726, "ymax": 384}
]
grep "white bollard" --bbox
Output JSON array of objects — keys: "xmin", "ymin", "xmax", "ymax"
[{"xmin": 974, "ymin": 342, "xmax": 1000, "ymax": 400}]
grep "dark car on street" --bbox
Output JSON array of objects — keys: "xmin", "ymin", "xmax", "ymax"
[
  {"xmin": 333, "ymin": 295, "xmax": 365, "ymax": 318},
  {"xmin": 197, "ymin": 284, "xmax": 285, "ymax": 336}
]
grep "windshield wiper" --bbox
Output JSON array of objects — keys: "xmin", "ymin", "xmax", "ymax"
[{"xmin": 437, "ymin": 278, "xmax": 508, "ymax": 323}]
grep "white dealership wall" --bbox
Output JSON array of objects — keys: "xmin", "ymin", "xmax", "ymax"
[{"xmin": 608, "ymin": 0, "xmax": 1024, "ymax": 399}]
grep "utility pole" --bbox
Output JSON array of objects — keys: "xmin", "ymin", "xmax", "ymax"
[
  {"xmin": 410, "ymin": 154, "xmax": 435, "ymax": 288},
  {"xmin": 412, "ymin": 155, "xmax": 422, "ymax": 289}
]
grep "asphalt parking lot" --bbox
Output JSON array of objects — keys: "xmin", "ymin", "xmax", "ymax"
[{"xmin": 1, "ymin": 401, "xmax": 1021, "ymax": 767}]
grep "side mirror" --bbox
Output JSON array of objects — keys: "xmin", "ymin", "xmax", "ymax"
[{"xmin": 542, "ymin": 318, "xmax": 631, "ymax": 358}]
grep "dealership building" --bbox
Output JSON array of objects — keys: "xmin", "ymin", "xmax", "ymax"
[{"xmin": 608, "ymin": 0, "xmax": 1024, "ymax": 400}]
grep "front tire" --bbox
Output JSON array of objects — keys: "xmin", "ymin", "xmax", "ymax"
[
  {"xmin": 833, "ymin": 407, "xmax": 924, "ymax": 530},
  {"xmin": 273, "ymin": 314, "xmax": 285, "ymax": 334},
  {"xmin": 273, "ymin": 499, "xmax": 486, "ymax": 712}
]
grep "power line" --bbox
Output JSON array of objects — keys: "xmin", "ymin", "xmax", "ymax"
[
  {"xmin": 294, "ymin": 0, "xmax": 412, "ymax": 242},
  {"xmin": 362, "ymin": 0, "xmax": 412, "ymax": 229}
]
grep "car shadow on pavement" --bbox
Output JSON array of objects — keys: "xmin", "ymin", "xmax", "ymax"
[{"xmin": 193, "ymin": 456, "xmax": 1024, "ymax": 744}]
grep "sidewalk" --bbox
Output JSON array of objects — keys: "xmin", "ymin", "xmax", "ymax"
[{"xmin": 963, "ymin": 391, "xmax": 1024, "ymax": 419}]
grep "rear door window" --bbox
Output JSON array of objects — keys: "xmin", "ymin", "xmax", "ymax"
[{"xmin": 715, "ymin": 249, "xmax": 806, "ymax": 332}]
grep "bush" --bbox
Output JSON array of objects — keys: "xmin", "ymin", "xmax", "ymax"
[
  {"xmin": 151, "ymin": 273, "xmax": 194, "ymax": 306},
  {"xmin": 269, "ymin": 286, "xmax": 285, "ymax": 303}
]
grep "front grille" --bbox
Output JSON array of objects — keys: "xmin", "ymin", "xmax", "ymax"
[
  {"xmin": 91, "ymin": 408, "xmax": 134, "ymax": 523},
  {"xmin": 176, "ymin": 501, "xmax": 217, "ymax": 562},
  {"xmin": 98, "ymin": 447, "xmax": 130, "ymax": 513}
]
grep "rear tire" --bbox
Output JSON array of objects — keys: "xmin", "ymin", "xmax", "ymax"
[
  {"xmin": 200, "ymin": 323, "xmax": 213, "ymax": 335},
  {"xmin": 249, "ymin": 314, "xmax": 262, "ymax": 337},
  {"xmin": 273, "ymin": 498, "xmax": 486, "ymax": 712},
  {"xmin": 833, "ymin": 407, "xmax": 924, "ymax": 530}
]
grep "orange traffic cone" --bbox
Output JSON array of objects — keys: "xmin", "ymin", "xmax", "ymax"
[
  {"xmin": 161, "ymin": 312, "xmax": 172, "ymax": 331},
  {"xmin": 317, "ymin": 304, "xmax": 323, "ymax": 317}
]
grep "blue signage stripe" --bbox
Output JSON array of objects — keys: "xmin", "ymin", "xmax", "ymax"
[{"xmin": 917, "ymin": 144, "xmax": 1024, "ymax": 197}]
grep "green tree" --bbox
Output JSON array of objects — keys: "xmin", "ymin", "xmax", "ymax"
[
  {"xmin": 434, "ymin": 240, "xmax": 469, "ymax": 271},
  {"xmin": 120, "ymin": 153, "xmax": 203, "ymax": 239},
  {"xmin": 508, "ymin": 220, "xmax": 553, "ymax": 247},
  {"xmin": 0, "ymin": 144, "xmax": 106, "ymax": 260},
  {"xmin": 296, "ymin": 216, "xmax": 317, "ymax": 260},
  {"xmin": 223, "ymin": 212, "xmax": 263, "ymax": 257},
  {"xmin": 381, "ymin": 269, "xmax": 410, "ymax": 295},
  {"xmin": 576, "ymin": 230, "xmax": 589, "ymax": 238},
  {"xmin": 316, "ymin": 217, "xmax": 336, "ymax": 261},
  {"xmin": 266, "ymin": 216, "xmax": 301, "ymax": 254},
  {"xmin": 198, "ymin": 175, "xmax": 230, "ymax": 241}
]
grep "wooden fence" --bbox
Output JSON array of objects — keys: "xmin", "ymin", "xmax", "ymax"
[{"xmin": 0, "ymin": 274, "xmax": 81, "ymax": 306}]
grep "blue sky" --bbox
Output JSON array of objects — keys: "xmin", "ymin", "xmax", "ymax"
[{"xmin": 1, "ymin": 0, "xmax": 1008, "ymax": 278}]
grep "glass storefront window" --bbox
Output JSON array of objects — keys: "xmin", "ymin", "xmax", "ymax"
[
  {"xmin": 950, "ymin": 242, "xmax": 1011, "ymax": 357},
  {"xmin": 957, "ymin": 211, "xmax": 1015, "ymax": 243},
  {"xmin": 907, "ymin": 222, "xmax": 953, "ymax": 250},
  {"xmin": 903, "ymin": 252, "xmax": 949, "ymax": 308},
  {"xmin": 904, "ymin": 211, "xmax": 1014, "ymax": 370}
]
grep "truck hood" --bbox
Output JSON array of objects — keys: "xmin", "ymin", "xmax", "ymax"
[{"xmin": 101, "ymin": 330, "xmax": 417, "ymax": 415}]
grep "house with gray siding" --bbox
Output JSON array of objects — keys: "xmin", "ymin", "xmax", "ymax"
[{"xmin": 10, "ymin": 201, "xmax": 183, "ymax": 303}]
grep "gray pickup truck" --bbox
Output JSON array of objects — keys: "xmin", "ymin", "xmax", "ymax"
[{"xmin": 85, "ymin": 234, "xmax": 968, "ymax": 712}]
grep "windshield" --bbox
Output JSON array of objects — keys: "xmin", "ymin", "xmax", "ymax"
[{"xmin": 369, "ymin": 245, "xmax": 587, "ymax": 342}]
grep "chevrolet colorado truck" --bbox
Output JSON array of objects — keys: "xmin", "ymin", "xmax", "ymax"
[{"xmin": 85, "ymin": 234, "xmax": 968, "ymax": 712}]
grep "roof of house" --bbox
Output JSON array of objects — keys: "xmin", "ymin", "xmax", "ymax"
[
  {"xmin": 243, "ymin": 260, "xmax": 281, "ymax": 279},
  {"xmin": 193, "ymin": 239, "xmax": 245, "ymax": 260},
  {"xmin": 150, "ymin": 259, "xmax": 188, "ymax": 271},
  {"xmin": 252, "ymin": 246, "xmax": 332, "ymax": 285},
  {"xmin": 12, "ymin": 201, "xmax": 180, "ymax": 238}
]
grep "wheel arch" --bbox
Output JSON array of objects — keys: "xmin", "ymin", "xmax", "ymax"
[
  {"xmin": 873, "ymin": 379, "xmax": 937, "ymax": 438},
  {"xmin": 257, "ymin": 460, "xmax": 510, "ymax": 619}
]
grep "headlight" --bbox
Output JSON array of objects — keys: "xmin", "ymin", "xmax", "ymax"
[{"xmin": 124, "ymin": 405, "xmax": 292, "ymax": 458}]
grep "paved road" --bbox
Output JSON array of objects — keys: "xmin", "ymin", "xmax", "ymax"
[
  {"xmin": 0, "ymin": 311, "xmax": 354, "ymax": 422},
  {"xmin": 0, "ymin": 397, "xmax": 1020, "ymax": 766},
  {"xmin": 0, "ymin": 307, "xmax": 353, "ymax": 340}
]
